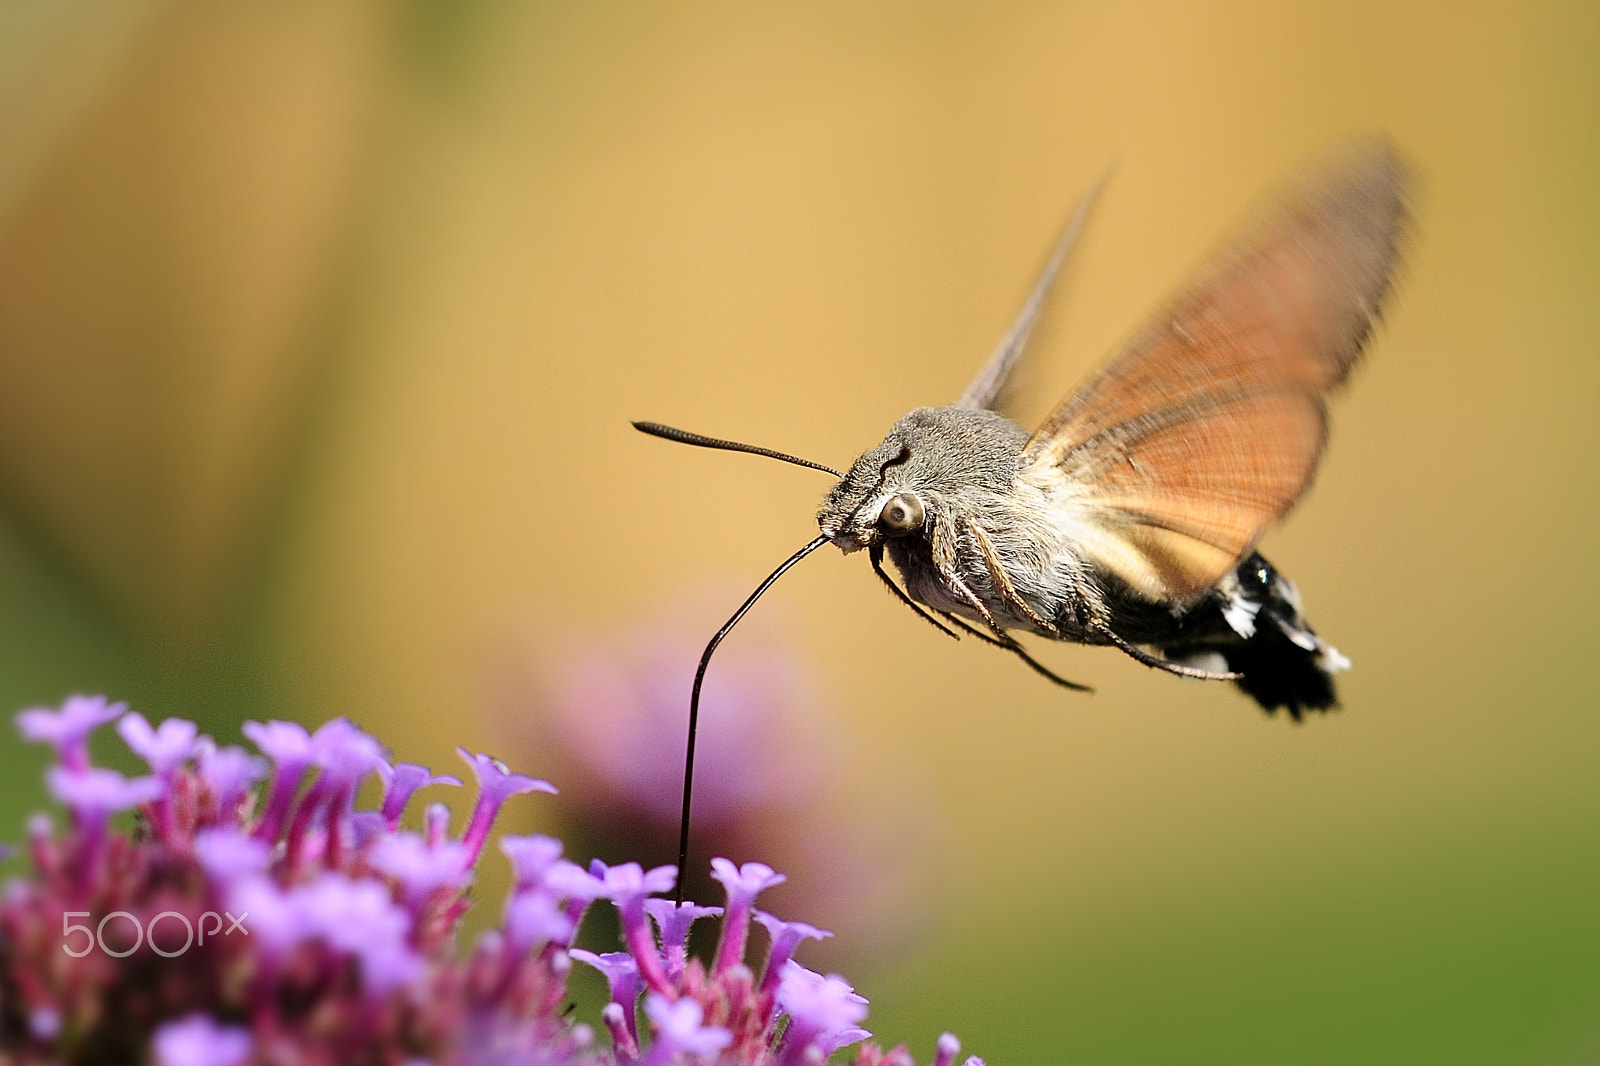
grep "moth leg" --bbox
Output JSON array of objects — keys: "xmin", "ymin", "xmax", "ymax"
[
  {"xmin": 869, "ymin": 543, "xmax": 959, "ymax": 640},
  {"xmin": 1098, "ymin": 625, "xmax": 1243, "ymax": 681},
  {"xmin": 927, "ymin": 514, "xmax": 1008, "ymax": 640},
  {"xmin": 964, "ymin": 519, "xmax": 1061, "ymax": 637},
  {"xmin": 939, "ymin": 611, "xmax": 1092, "ymax": 692}
]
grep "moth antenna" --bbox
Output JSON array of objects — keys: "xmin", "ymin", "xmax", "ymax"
[
  {"xmin": 674, "ymin": 534, "xmax": 831, "ymax": 903},
  {"xmin": 633, "ymin": 421, "xmax": 843, "ymax": 478},
  {"xmin": 956, "ymin": 165, "xmax": 1113, "ymax": 411}
]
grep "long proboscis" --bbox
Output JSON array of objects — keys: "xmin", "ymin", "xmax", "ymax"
[
  {"xmin": 633, "ymin": 421, "xmax": 843, "ymax": 478},
  {"xmin": 674, "ymin": 534, "xmax": 830, "ymax": 902}
]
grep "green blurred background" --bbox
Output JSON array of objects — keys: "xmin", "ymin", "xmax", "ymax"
[{"xmin": 0, "ymin": 0, "xmax": 1596, "ymax": 1062}]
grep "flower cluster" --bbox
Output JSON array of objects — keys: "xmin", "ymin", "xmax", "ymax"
[{"xmin": 0, "ymin": 696, "xmax": 980, "ymax": 1066}]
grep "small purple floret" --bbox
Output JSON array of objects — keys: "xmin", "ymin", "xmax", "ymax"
[
  {"xmin": 456, "ymin": 749, "xmax": 556, "ymax": 866},
  {"xmin": 368, "ymin": 831, "xmax": 471, "ymax": 909},
  {"xmin": 501, "ymin": 833, "xmax": 564, "ymax": 893},
  {"xmin": 243, "ymin": 719, "xmax": 314, "ymax": 841},
  {"xmin": 46, "ymin": 766, "xmax": 163, "ymax": 819},
  {"xmin": 309, "ymin": 718, "xmax": 387, "ymax": 791},
  {"xmin": 194, "ymin": 742, "xmax": 266, "ymax": 813},
  {"xmin": 571, "ymin": 950, "xmax": 642, "ymax": 1044},
  {"xmin": 645, "ymin": 899, "xmax": 723, "ymax": 981},
  {"xmin": 504, "ymin": 890, "xmax": 575, "ymax": 951},
  {"xmin": 378, "ymin": 761, "xmax": 461, "ymax": 829},
  {"xmin": 151, "ymin": 1014, "xmax": 252, "ymax": 1066},
  {"xmin": 710, "ymin": 858, "xmax": 786, "ymax": 976},
  {"xmin": 753, "ymin": 910, "xmax": 832, "ymax": 996},
  {"xmin": 776, "ymin": 961, "xmax": 869, "ymax": 1066},
  {"xmin": 193, "ymin": 826, "xmax": 272, "ymax": 886},
  {"xmin": 17, "ymin": 695, "xmax": 123, "ymax": 771},
  {"xmin": 117, "ymin": 712, "xmax": 199, "ymax": 778},
  {"xmin": 642, "ymin": 994, "xmax": 733, "ymax": 1065},
  {"xmin": 593, "ymin": 860, "xmax": 676, "ymax": 996}
]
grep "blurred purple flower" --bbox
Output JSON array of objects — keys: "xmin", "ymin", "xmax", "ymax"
[
  {"xmin": 504, "ymin": 888, "xmax": 576, "ymax": 952},
  {"xmin": 501, "ymin": 832, "xmax": 564, "ymax": 892},
  {"xmin": 242, "ymin": 718, "xmax": 314, "ymax": 841},
  {"xmin": 16, "ymin": 695, "xmax": 124, "ymax": 771},
  {"xmin": 45, "ymin": 765, "xmax": 163, "ymax": 817},
  {"xmin": 641, "ymin": 994, "xmax": 732, "ymax": 1065},
  {"xmin": 193, "ymin": 826, "xmax": 271, "ymax": 884},
  {"xmin": 776, "ymin": 961, "xmax": 871, "ymax": 1066},
  {"xmin": 496, "ymin": 605, "xmax": 943, "ymax": 962},
  {"xmin": 368, "ymin": 831, "xmax": 472, "ymax": 910},
  {"xmin": 194, "ymin": 741, "xmax": 267, "ymax": 813},
  {"xmin": 117, "ymin": 712, "xmax": 199, "ymax": 779},
  {"xmin": 519, "ymin": 625, "xmax": 828, "ymax": 826},
  {"xmin": 151, "ymin": 1014, "xmax": 252, "ymax": 1066}
]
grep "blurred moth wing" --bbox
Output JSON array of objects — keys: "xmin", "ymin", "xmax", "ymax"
[{"xmin": 1006, "ymin": 142, "xmax": 1408, "ymax": 606}]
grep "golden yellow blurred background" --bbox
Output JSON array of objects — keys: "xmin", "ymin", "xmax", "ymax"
[{"xmin": 0, "ymin": 0, "xmax": 1596, "ymax": 1062}]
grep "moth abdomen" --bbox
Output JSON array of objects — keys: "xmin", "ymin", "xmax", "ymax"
[{"xmin": 1145, "ymin": 553, "xmax": 1348, "ymax": 719}]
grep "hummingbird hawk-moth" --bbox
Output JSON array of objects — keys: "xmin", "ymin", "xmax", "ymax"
[{"xmin": 636, "ymin": 140, "xmax": 1410, "ymax": 892}]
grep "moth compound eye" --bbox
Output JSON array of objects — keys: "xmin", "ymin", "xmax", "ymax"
[{"xmin": 876, "ymin": 493, "xmax": 925, "ymax": 537}]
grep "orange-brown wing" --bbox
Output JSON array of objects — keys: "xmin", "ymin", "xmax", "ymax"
[{"xmin": 1022, "ymin": 140, "xmax": 1409, "ymax": 605}]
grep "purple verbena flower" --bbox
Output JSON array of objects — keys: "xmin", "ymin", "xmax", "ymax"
[
  {"xmin": 456, "ymin": 748, "xmax": 556, "ymax": 865},
  {"xmin": 378, "ymin": 761, "xmax": 461, "ymax": 830},
  {"xmin": 310, "ymin": 718, "xmax": 387, "ymax": 789},
  {"xmin": 151, "ymin": 1014, "xmax": 252, "ymax": 1066},
  {"xmin": 16, "ymin": 695, "xmax": 124, "ymax": 771},
  {"xmin": 243, "ymin": 718, "xmax": 314, "ymax": 841},
  {"xmin": 46, "ymin": 765, "xmax": 163, "ymax": 816},
  {"xmin": 641, "ymin": 994, "xmax": 732, "ymax": 1066},
  {"xmin": 593, "ymin": 859, "xmax": 676, "ymax": 996},
  {"xmin": 368, "ymin": 830, "xmax": 472, "ymax": 910},
  {"xmin": 193, "ymin": 826, "xmax": 272, "ymax": 885},
  {"xmin": 1, "ymin": 700, "xmax": 978, "ymax": 1066},
  {"xmin": 504, "ymin": 889, "xmax": 576, "ymax": 952},
  {"xmin": 571, "ymin": 950, "xmax": 642, "ymax": 1046},
  {"xmin": 194, "ymin": 741, "xmax": 267, "ymax": 814},
  {"xmin": 117, "ymin": 712, "xmax": 199, "ymax": 779},
  {"xmin": 542, "ymin": 857, "xmax": 610, "ymax": 937},
  {"xmin": 710, "ymin": 858, "xmax": 786, "ymax": 975},
  {"xmin": 645, "ymin": 898, "xmax": 723, "ymax": 981},
  {"xmin": 753, "ymin": 910, "xmax": 832, "ymax": 996},
  {"xmin": 501, "ymin": 833, "xmax": 564, "ymax": 893},
  {"xmin": 776, "ymin": 961, "xmax": 870, "ymax": 1066}
]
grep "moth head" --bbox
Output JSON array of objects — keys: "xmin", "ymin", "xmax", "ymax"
[
  {"xmin": 817, "ymin": 406, "xmax": 1027, "ymax": 552},
  {"xmin": 816, "ymin": 436, "xmax": 922, "ymax": 552}
]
